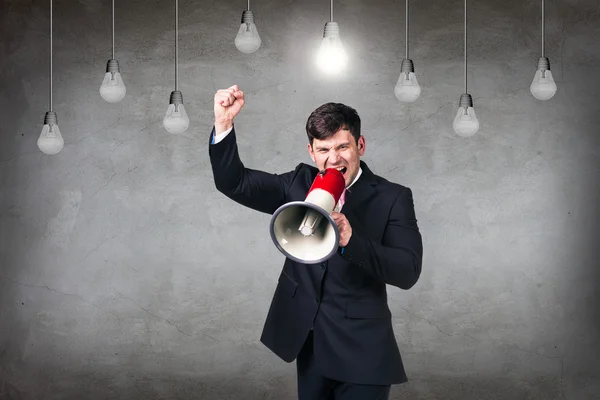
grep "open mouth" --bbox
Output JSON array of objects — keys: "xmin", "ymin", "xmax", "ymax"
[{"xmin": 334, "ymin": 166, "xmax": 347, "ymax": 175}]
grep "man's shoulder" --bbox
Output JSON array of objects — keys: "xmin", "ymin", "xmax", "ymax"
[
  {"xmin": 291, "ymin": 162, "xmax": 318, "ymax": 176},
  {"xmin": 371, "ymin": 170, "xmax": 412, "ymax": 199},
  {"xmin": 276, "ymin": 163, "xmax": 318, "ymax": 188}
]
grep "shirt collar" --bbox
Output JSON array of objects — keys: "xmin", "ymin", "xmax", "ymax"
[{"xmin": 346, "ymin": 167, "xmax": 362, "ymax": 189}]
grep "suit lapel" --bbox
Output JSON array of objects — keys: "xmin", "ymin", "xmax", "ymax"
[{"xmin": 342, "ymin": 161, "xmax": 378, "ymax": 214}]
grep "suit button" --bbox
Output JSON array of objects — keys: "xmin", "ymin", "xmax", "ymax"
[
  {"xmin": 316, "ymin": 297, "xmax": 320, "ymax": 303},
  {"xmin": 321, "ymin": 263, "xmax": 326, "ymax": 270}
]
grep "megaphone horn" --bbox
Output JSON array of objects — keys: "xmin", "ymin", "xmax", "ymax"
[{"xmin": 269, "ymin": 168, "xmax": 346, "ymax": 264}]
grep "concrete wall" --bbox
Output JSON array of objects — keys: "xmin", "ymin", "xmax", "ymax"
[{"xmin": 1, "ymin": 0, "xmax": 598, "ymax": 398}]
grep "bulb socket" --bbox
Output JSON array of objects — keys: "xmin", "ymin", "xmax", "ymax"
[
  {"xmin": 169, "ymin": 90, "xmax": 184, "ymax": 105},
  {"xmin": 400, "ymin": 59, "xmax": 415, "ymax": 73},
  {"xmin": 323, "ymin": 22, "xmax": 340, "ymax": 38},
  {"xmin": 459, "ymin": 93, "xmax": 473, "ymax": 108},
  {"xmin": 106, "ymin": 59, "xmax": 121, "ymax": 73},
  {"xmin": 241, "ymin": 10, "xmax": 254, "ymax": 23},
  {"xmin": 537, "ymin": 56, "xmax": 550, "ymax": 71},
  {"xmin": 43, "ymin": 111, "xmax": 58, "ymax": 125}
]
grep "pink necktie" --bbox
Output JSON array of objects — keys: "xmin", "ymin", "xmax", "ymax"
[{"xmin": 338, "ymin": 189, "xmax": 346, "ymax": 211}]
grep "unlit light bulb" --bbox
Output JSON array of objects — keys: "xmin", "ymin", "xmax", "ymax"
[
  {"xmin": 453, "ymin": 94, "xmax": 479, "ymax": 137},
  {"xmin": 100, "ymin": 59, "xmax": 126, "ymax": 103},
  {"xmin": 530, "ymin": 57, "xmax": 557, "ymax": 100},
  {"xmin": 235, "ymin": 10, "xmax": 261, "ymax": 54},
  {"xmin": 163, "ymin": 91, "xmax": 189, "ymax": 134},
  {"xmin": 394, "ymin": 59, "xmax": 421, "ymax": 102},
  {"xmin": 38, "ymin": 111, "xmax": 64, "ymax": 155},
  {"xmin": 100, "ymin": 72, "xmax": 126, "ymax": 102},
  {"xmin": 316, "ymin": 22, "xmax": 348, "ymax": 75}
]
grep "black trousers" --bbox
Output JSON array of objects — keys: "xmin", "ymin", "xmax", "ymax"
[{"xmin": 296, "ymin": 331, "xmax": 391, "ymax": 400}]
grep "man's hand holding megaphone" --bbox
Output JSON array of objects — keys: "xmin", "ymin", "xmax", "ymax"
[
  {"xmin": 331, "ymin": 212, "xmax": 352, "ymax": 247},
  {"xmin": 214, "ymin": 84, "xmax": 245, "ymax": 135}
]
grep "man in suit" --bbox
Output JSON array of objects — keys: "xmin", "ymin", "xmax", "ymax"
[{"xmin": 209, "ymin": 85, "xmax": 423, "ymax": 400}]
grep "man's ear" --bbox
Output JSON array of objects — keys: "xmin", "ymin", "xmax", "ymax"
[
  {"xmin": 357, "ymin": 136, "xmax": 366, "ymax": 156},
  {"xmin": 307, "ymin": 143, "xmax": 316, "ymax": 162}
]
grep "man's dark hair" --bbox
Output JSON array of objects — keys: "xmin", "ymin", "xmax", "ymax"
[{"xmin": 305, "ymin": 103, "xmax": 361, "ymax": 145}]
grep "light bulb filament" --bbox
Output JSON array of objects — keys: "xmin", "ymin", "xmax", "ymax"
[{"xmin": 47, "ymin": 124, "xmax": 59, "ymax": 138}]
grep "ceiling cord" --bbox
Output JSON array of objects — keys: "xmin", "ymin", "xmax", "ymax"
[
  {"xmin": 50, "ymin": 0, "xmax": 53, "ymax": 111},
  {"xmin": 175, "ymin": 0, "xmax": 178, "ymax": 91},
  {"xmin": 112, "ymin": 0, "xmax": 115, "ymax": 60},
  {"xmin": 464, "ymin": 0, "xmax": 467, "ymax": 94},
  {"xmin": 405, "ymin": 0, "xmax": 409, "ymax": 60}
]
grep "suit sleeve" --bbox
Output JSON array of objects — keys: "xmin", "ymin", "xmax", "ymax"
[
  {"xmin": 341, "ymin": 187, "xmax": 423, "ymax": 289},
  {"xmin": 208, "ymin": 125, "xmax": 301, "ymax": 214}
]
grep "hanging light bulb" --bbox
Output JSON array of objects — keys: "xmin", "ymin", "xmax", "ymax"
[
  {"xmin": 235, "ymin": 1, "xmax": 261, "ymax": 54},
  {"xmin": 316, "ymin": 0, "xmax": 348, "ymax": 75},
  {"xmin": 530, "ymin": 58, "xmax": 556, "ymax": 100},
  {"xmin": 164, "ymin": 91, "xmax": 189, "ymax": 134},
  {"xmin": 100, "ymin": 0, "xmax": 126, "ymax": 102},
  {"xmin": 100, "ymin": 59, "xmax": 126, "ymax": 102},
  {"xmin": 38, "ymin": 0, "xmax": 64, "ymax": 155},
  {"xmin": 163, "ymin": 0, "xmax": 189, "ymax": 134},
  {"xmin": 453, "ymin": 94, "xmax": 479, "ymax": 137},
  {"xmin": 235, "ymin": 11, "xmax": 261, "ymax": 53},
  {"xmin": 453, "ymin": 0, "xmax": 479, "ymax": 137},
  {"xmin": 395, "ymin": 60, "xmax": 421, "ymax": 102},
  {"xmin": 530, "ymin": 0, "xmax": 556, "ymax": 100},
  {"xmin": 38, "ymin": 111, "xmax": 64, "ymax": 155},
  {"xmin": 316, "ymin": 23, "xmax": 348, "ymax": 75},
  {"xmin": 394, "ymin": 0, "xmax": 421, "ymax": 102}
]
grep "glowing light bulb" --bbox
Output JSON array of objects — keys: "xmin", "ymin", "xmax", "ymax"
[
  {"xmin": 99, "ymin": 59, "xmax": 126, "ymax": 103},
  {"xmin": 235, "ymin": 10, "xmax": 261, "ymax": 54},
  {"xmin": 394, "ymin": 59, "xmax": 421, "ymax": 102},
  {"xmin": 530, "ymin": 57, "xmax": 557, "ymax": 100},
  {"xmin": 163, "ymin": 91, "xmax": 189, "ymax": 134},
  {"xmin": 316, "ymin": 22, "xmax": 348, "ymax": 75},
  {"xmin": 38, "ymin": 111, "xmax": 64, "ymax": 155},
  {"xmin": 453, "ymin": 94, "xmax": 479, "ymax": 137}
]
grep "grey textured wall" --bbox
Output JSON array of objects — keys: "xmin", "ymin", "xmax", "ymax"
[{"xmin": 1, "ymin": 0, "xmax": 599, "ymax": 399}]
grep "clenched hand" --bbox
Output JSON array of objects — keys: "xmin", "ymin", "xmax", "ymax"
[
  {"xmin": 214, "ymin": 85, "xmax": 245, "ymax": 134},
  {"xmin": 331, "ymin": 212, "xmax": 352, "ymax": 247}
]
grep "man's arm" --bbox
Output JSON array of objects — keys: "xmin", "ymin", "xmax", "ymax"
[
  {"xmin": 340, "ymin": 187, "xmax": 423, "ymax": 289},
  {"xmin": 209, "ymin": 85, "xmax": 301, "ymax": 214},
  {"xmin": 209, "ymin": 125, "xmax": 301, "ymax": 215},
  {"xmin": 211, "ymin": 125, "xmax": 232, "ymax": 144}
]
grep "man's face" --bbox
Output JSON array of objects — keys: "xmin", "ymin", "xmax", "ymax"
[{"xmin": 307, "ymin": 128, "xmax": 366, "ymax": 188}]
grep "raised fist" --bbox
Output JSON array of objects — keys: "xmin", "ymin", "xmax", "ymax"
[{"xmin": 214, "ymin": 85, "xmax": 245, "ymax": 133}]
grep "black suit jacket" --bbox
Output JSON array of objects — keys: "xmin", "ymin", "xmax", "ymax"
[{"xmin": 209, "ymin": 126, "xmax": 423, "ymax": 385}]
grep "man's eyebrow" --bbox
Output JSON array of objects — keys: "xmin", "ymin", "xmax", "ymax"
[
  {"xmin": 334, "ymin": 142, "xmax": 350, "ymax": 149},
  {"xmin": 315, "ymin": 142, "xmax": 350, "ymax": 151}
]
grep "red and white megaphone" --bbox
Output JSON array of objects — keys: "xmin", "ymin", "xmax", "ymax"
[{"xmin": 269, "ymin": 168, "xmax": 346, "ymax": 264}]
